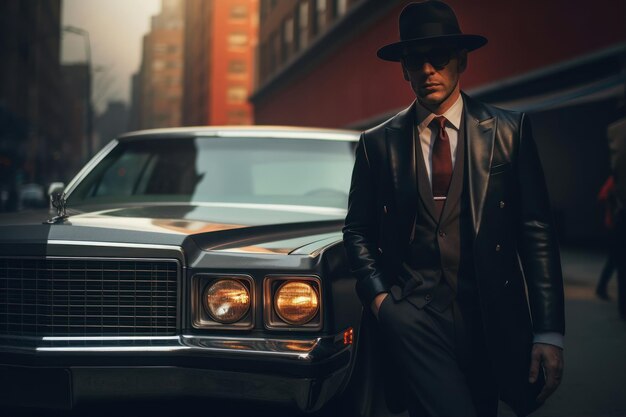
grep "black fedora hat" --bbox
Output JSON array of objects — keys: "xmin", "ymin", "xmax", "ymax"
[{"xmin": 377, "ymin": 0, "xmax": 487, "ymax": 62}]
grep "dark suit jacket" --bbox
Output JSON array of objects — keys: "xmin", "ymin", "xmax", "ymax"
[{"xmin": 342, "ymin": 93, "xmax": 565, "ymax": 416}]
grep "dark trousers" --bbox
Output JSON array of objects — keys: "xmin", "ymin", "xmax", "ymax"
[{"xmin": 378, "ymin": 294, "xmax": 498, "ymax": 417}]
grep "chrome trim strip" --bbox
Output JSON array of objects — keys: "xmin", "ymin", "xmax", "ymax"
[
  {"xmin": 213, "ymin": 130, "xmax": 358, "ymax": 141},
  {"xmin": 42, "ymin": 336, "xmax": 180, "ymax": 341},
  {"xmin": 1, "ymin": 332, "xmax": 352, "ymax": 362},
  {"xmin": 63, "ymin": 139, "xmax": 119, "ymax": 198},
  {"xmin": 118, "ymin": 126, "xmax": 359, "ymax": 141},
  {"xmin": 168, "ymin": 201, "xmax": 347, "ymax": 216},
  {"xmin": 37, "ymin": 346, "xmax": 191, "ymax": 353},
  {"xmin": 46, "ymin": 240, "xmax": 184, "ymax": 253}
]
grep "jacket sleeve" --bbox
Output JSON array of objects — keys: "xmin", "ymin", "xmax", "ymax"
[
  {"xmin": 515, "ymin": 113, "xmax": 565, "ymax": 335},
  {"xmin": 342, "ymin": 133, "xmax": 390, "ymax": 307}
]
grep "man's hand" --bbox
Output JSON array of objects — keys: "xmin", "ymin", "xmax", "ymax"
[
  {"xmin": 371, "ymin": 292, "xmax": 389, "ymax": 319},
  {"xmin": 529, "ymin": 343, "xmax": 564, "ymax": 403}
]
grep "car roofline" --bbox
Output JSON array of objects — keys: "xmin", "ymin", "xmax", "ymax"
[{"xmin": 117, "ymin": 125, "xmax": 360, "ymax": 142}]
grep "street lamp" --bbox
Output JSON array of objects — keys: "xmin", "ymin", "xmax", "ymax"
[{"xmin": 63, "ymin": 25, "xmax": 93, "ymax": 161}]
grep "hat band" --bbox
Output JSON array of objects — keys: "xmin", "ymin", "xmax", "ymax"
[{"xmin": 401, "ymin": 22, "xmax": 461, "ymax": 41}]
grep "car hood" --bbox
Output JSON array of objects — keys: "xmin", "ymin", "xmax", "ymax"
[{"xmin": 0, "ymin": 202, "xmax": 346, "ymax": 256}]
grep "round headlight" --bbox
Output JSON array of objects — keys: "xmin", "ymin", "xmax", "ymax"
[
  {"xmin": 274, "ymin": 281, "xmax": 319, "ymax": 325},
  {"xmin": 204, "ymin": 279, "xmax": 250, "ymax": 323}
]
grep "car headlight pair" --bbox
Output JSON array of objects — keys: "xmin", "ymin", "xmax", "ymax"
[{"xmin": 202, "ymin": 278, "xmax": 319, "ymax": 326}]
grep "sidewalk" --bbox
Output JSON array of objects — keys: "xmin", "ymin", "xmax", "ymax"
[{"xmin": 501, "ymin": 247, "xmax": 626, "ymax": 417}]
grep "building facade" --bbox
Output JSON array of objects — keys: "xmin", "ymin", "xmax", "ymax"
[
  {"xmin": 182, "ymin": 0, "xmax": 258, "ymax": 126},
  {"xmin": 0, "ymin": 0, "xmax": 81, "ymax": 211},
  {"xmin": 135, "ymin": 0, "xmax": 185, "ymax": 129},
  {"xmin": 252, "ymin": 0, "xmax": 626, "ymax": 243}
]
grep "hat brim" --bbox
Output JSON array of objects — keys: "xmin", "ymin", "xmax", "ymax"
[{"xmin": 377, "ymin": 34, "xmax": 487, "ymax": 62}]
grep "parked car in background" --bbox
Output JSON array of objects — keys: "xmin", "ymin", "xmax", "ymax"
[{"xmin": 0, "ymin": 127, "xmax": 381, "ymax": 416}]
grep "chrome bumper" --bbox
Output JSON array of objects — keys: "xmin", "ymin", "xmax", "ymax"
[{"xmin": 0, "ymin": 331, "xmax": 354, "ymax": 412}]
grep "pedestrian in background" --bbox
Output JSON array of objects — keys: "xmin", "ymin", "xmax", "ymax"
[
  {"xmin": 596, "ymin": 174, "xmax": 618, "ymax": 300},
  {"xmin": 607, "ymin": 99, "xmax": 626, "ymax": 320}
]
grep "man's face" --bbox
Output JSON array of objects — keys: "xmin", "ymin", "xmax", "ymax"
[{"xmin": 401, "ymin": 47, "xmax": 467, "ymax": 112}]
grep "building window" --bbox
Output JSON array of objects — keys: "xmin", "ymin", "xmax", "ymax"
[
  {"xmin": 228, "ymin": 60, "xmax": 247, "ymax": 74},
  {"xmin": 154, "ymin": 43, "xmax": 167, "ymax": 53},
  {"xmin": 227, "ymin": 86, "xmax": 248, "ymax": 104},
  {"xmin": 152, "ymin": 60, "xmax": 166, "ymax": 70},
  {"xmin": 297, "ymin": 1, "xmax": 309, "ymax": 51},
  {"xmin": 333, "ymin": 0, "xmax": 347, "ymax": 18},
  {"xmin": 313, "ymin": 0, "xmax": 327, "ymax": 35},
  {"xmin": 228, "ymin": 32, "xmax": 249, "ymax": 48},
  {"xmin": 270, "ymin": 31, "xmax": 280, "ymax": 73},
  {"xmin": 230, "ymin": 4, "xmax": 248, "ymax": 19},
  {"xmin": 228, "ymin": 110, "xmax": 249, "ymax": 125},
  {"xmin": 282, "ymin": 16, "xmax": 294, "ymax": 62}
]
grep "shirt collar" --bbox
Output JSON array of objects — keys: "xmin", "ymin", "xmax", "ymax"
[{"xmin": 415, "ymin": 93, "xmax": 464, "ymax": 130}]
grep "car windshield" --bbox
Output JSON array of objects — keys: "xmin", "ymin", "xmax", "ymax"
[{"xmin": 68, "ymin": 135, "xmax": 356, "ymax": 209}]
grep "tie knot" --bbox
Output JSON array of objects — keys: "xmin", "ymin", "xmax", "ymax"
[{"xmin": 434, "ymin": 116, "xmax": 447, "ymax": 130}]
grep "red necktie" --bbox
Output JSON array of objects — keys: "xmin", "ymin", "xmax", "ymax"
[{"xmin": 432, "ymin": 116, "xmax": 452, "ymax": 219}]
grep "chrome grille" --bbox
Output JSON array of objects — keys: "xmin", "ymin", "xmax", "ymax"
[{"xmin": 0, "ymin": 258, "xmax": 178, "ymax": 337}]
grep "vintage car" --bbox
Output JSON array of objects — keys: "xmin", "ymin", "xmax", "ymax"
[{"xmin": 0, "ymin": 127, "xmax": 380, "ymax": 416}]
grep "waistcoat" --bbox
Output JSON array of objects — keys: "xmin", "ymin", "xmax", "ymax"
[{"xmin": 396, "ymin": 112, "xmax": 478, "ymax": 312}]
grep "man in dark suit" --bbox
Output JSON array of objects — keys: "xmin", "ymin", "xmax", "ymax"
[{"xmin": 342, "ymin": 2, "xmax": 565, "ymax": 416}]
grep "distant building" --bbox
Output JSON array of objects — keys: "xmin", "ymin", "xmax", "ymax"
[
  {"xmin": 182, "ymin": 0, "xmax": 258, "ymax": 126},
  {"xmin": 95, "ymin": 101, "xmax": 129, "ymax": 149},
  {"xmin": 252, "ymin": 0, "xmax": 626, "ymax": 243},
  {"xmin": 61, "ymin": 63, "xmax": 91, "ymax": 176},
  {"xmin": 0, "ymin": 0, "xmax": 75, "ymax": 211},
  {"xmin": 134, "ymin": 0, "xmax": 185, "ymax": 129}
]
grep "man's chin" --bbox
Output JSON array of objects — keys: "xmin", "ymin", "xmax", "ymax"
[{"xmin": 417, "ymin": 94, "xmax": 443, "ymax": 109}]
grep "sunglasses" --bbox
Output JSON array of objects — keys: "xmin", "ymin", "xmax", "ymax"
[{"xmin": 401, "ymin": 49, "xmax": 456, "ymax": 70}]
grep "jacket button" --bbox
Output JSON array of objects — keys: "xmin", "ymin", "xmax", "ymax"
[
  {"xmin": 499, "ymin": 201, "xmax": 505, "ymax": 209},
  {"xmin": 504, "ymin": 280, "xmax": 510, "ymax": 288},
  {"xmin": 495, "ymin": 244, "xmax": 501, "ymax": 252},
  {"xmin": 425, "ymin": 294, "xmax": 432, "ymax": 302},
  {"xmin": 438, "ymin": 230, "xmax": 446, "ymax": 237}
]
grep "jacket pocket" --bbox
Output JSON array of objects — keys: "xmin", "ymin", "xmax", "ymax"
[{"xmin": 490, "ymin": 162, "xmax": 511, "ymax": 175}]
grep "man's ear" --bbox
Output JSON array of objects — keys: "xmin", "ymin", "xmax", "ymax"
[
  {"xmin": 458, "ymin": 50, "xmax": 468, "ymax": 73},
  {"xmin": 402, "ymin": 63, "xmax": 410, "ymax": 81}
]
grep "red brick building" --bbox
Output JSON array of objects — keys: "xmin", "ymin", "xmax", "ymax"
[{"xmin": 182, "ymin": 0, "xmax": 258, "ymax": 126}]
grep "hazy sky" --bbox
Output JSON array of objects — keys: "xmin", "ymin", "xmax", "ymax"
[{"xmin": 61, "ymin": 0, "xmax": 162, "ymax": 114}]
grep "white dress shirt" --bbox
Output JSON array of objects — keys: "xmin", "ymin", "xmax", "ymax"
[{"xmin": 416, "ymin": 93, "xmax": 463, "ymax": 187}]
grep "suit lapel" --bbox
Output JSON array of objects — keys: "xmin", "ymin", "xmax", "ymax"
[
  {"xmin": 463, "ymin": 93, "xmax": 497, "ymax": 236},
  {"xmin": 385, "ymin": 102, "xmax": 418, "ymax": 243}
]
